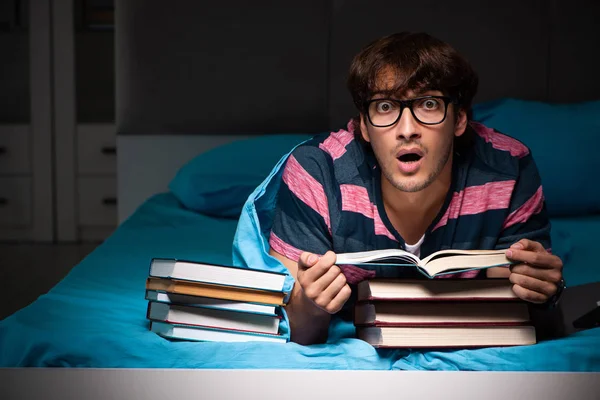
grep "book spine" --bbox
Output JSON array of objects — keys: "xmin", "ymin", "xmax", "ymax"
[
  {"xmin": 144, "ymin": 291, "xmax": 278, "ymax": 316},
  {"xmin": 146, "ymin": 278, "xmax": 286, "ymax": 306},
  {"xmin": 147, "ymin": 275, "xmax": 286, "ymax": 294}
]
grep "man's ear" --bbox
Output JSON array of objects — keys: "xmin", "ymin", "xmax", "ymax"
[
  {"xmin": 359, "ymin": 114, "xmax": 371, "ymax": 143},
  {"xmin": 454, "ymin": 109, "xmax": 468, "ymax": 137}
]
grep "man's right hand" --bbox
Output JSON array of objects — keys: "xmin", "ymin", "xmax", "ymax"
[{"xmin": 297, "ymin": 251, "xmax": 352, "ymax": 314}]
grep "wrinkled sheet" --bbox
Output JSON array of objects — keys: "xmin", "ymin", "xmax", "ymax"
[{"xmin": 0, "ymin": 193, "xmax": 598, "ymax": 370}]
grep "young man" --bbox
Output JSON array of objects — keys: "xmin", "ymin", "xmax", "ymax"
[{"xmin": 268, "ymin": 32, "xmax": 564, "ymax": 345}]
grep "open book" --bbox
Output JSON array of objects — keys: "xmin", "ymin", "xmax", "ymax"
[{"xmin": 335, "ymin": 249, "xmax": 512, "ymax": 279}]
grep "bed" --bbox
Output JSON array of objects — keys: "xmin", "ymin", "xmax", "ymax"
[
  {"xmin": 1, "ymin": 161, "xmax": 600, "ymax": 370},
  {"xmin": 2, "ymin": 131, "xmax": 600, "ymax": 397},
  {"xmin": 1, "ymin": 169, "xmax": 600, "ymax": 364},
  {"xmin": 2, "ymin": 0, "xmax": 600, "ymax": 398}
]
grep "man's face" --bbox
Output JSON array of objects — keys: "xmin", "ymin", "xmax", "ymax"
[{"xmin": 359, "ymin": 73, "xmax": 467, "ymax": 193}]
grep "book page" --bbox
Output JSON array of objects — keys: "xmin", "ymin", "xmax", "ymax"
[
  {"xmin": 420, "ymin": 252, "xmax": 511, "ymax": 276},
  {"xmin": 419, "ymin": 249, "xmax": 508, "ymax": 266},
  {"xmin": 335, "ymin": 249, "xmax": 420, "ymax": 265}
]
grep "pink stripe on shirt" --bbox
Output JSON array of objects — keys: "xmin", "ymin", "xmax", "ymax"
[
  {"xmin": 339, "ymin": 265, "xmax": 376, "ymax": 285},
  {"xmin": 282, "ymin": 155, "xmax": 330, "ymax": 230},
  {"xmin": 340, "ymin": 184, "xmax": 397, "ymax": 241},
  {"xmin": 269, "ymin": 232, "xmax": 303, "ymax": 262},
  {"xmin": 502, "ymin": 186, "xmax": 545, "ymax": 229},
  {"xmin": 433, "ymin": 180, "xmax": 516, "ymax": 231},
  {"xmin": 373, "ymin": 205, "xmax": 396, "ymax": 241},
  {"xmin": 319, "ymin": 129, "xmax": 355, "ymax": 160},
  {"xmin": 435, "ymin": 269, "xmax": 481, "ymax": 279},
  {"xmin": 340, "ymin": 184, "xmax": 372, "ymax": 218},
  {"xmin": 471, "ymin": 122, "xmax": 529, "ymax": 158}
]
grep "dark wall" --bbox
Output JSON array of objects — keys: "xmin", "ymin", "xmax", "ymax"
[
  {"xmin": 116, "ymin": 0, "xmax": 329, "ymax": 134},
  {"xmin": 5, "ymin": 1, "xmax": 599, "ymax": 128},
  {"xmin": 116, "ymin": 0, "xmax": 600, "ymax": 135}
]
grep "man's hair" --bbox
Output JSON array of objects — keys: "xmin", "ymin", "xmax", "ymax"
[{"xmin": 347, "ymin": 32, "xmax": 479, "ymax": 138}]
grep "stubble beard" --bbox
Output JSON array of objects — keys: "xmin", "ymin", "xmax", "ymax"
[{"xmin": 378, "ymin": 140, "xmax": 453, "ymax": 193}]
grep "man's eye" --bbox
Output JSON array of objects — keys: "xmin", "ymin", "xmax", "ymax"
[
  {"xmin": 421, "ymin": 99, "xmax": 440, "ymax": 110},
  {"xmin": 376, "ymin": 101, "xmax": 395, "ymax": 113}
]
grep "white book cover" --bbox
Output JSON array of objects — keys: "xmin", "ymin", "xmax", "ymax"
[
  {"xmin": 149, "ymin": 258, "xmax": 286, "ymax": 291},
  {"xmin": 151, "ymin": 321, "xmax": 288, "ymax": 344},
  {"xmin": 147, "ymin": 302, "xmax": 280, "ymax": 335}
]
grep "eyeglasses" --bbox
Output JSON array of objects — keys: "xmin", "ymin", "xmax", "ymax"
[{"xmin": 365, "ymin": 95, "xmax": 455, "ymax": 127}]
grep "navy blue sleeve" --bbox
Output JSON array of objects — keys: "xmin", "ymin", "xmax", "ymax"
[
  {"xmin": 269, "ymin": 144, "xmax": 336, "ymax": 261},
  {"xmin": 495, "ymin": 152, "xmax": 552, "ymax": 251}
]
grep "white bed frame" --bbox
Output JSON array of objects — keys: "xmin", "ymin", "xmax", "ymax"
[{"xmin": 3, "ymin": 369, "xmax": 599, "ymax": 400}]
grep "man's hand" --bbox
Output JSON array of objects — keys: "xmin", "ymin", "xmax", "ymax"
[
  {"xmin": 297, "ymin": 251, "xmax": 352, "ymax": 314},
  {"xmin": 506, "ymin": 239, "xmax": 563, "ymax": 304}
]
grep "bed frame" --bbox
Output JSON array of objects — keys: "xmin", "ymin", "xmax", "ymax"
[
  {"xmin": 4, "ymin": 369, "xmax": 600, "ymax": 400},
  {"xmin": 5, "ymin": 0, "xmax": 600, "ymax": 397}
]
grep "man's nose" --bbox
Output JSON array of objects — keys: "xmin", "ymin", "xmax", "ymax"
[{"xmin": 396, "ymin": 107, "xmax": 421, "ymax": 141}]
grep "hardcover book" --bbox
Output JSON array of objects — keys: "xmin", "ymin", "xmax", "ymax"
[{"xmin": 336, "ymin": 249, "xmax": 511, "ymax": 279}]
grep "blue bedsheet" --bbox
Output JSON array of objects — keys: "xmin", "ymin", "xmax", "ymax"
[{"xmin": 0, "ymin": 193, "xmax": 599, "ymax": 370}]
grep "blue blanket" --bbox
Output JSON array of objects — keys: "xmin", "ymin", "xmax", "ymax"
[{"xmin": 1, "ymin": 192, "xmax": 599, "ymax": 370}]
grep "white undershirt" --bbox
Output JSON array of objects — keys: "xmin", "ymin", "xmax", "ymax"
[{"xmin": 404, "ymin": 234, "xmax": 425, "ymax": 258}]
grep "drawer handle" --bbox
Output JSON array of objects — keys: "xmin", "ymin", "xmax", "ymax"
[
  {"xmin": 0, "ymin": 146, "xmax": 6, "ymax": 155},
  {"xmin": 101, "ymin": 146, "xmax": 117, "ymax": 155},
  {"xmin": 0, "ymin": 197, "xmax": 6, "ymax": 206},
  {"xmin": 102, "ymin": 197, "xmax": 117, "ymax": 206}
]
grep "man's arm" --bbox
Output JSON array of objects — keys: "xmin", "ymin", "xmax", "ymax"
[
  {"xmin": 267, "ymin": 145, "xmax": 350, "ymax": 343},
  {"xmin": 270, "ymin": 249, "xmax": 351, "ymax": 345},
  {"xmin": 491, "ymin": 151, "xmax": 563, "ymax": 302}
]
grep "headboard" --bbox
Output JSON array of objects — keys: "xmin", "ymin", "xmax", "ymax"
[{"xmin": 115, "ymin": 0, "xmax": 600, "ymax": 221}]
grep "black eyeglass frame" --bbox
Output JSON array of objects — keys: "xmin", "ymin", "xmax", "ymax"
[{"xmin": 364, "ymin": 95, "xmax": 456, "ymax": 127}]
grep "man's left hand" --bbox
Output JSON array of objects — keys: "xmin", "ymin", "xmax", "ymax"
[{"xmin": 506, "ymin": 239, "xmax": 563, "ymax": 304}]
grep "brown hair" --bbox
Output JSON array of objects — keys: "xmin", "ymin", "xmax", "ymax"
[{"xmin": 347, "ymin": 32, "xmax": 478, "ymax": 139}]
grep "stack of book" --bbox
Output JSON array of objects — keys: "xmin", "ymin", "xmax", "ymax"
[
  {"xmin": 354, "ymin": 279, "xmax": 536, "ymax": 348},
  {"xmin": 336, "ymin": 249, "xmax": 536, "ymax": 348},
  {"xmin": 145, "ymin": 258, "xmax": 288, "ymax": 344}
]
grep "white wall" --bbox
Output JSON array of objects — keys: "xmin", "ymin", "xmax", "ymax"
[{"xmin": 116, "ymin": 134, "xmax": 252, "ymax": 223}]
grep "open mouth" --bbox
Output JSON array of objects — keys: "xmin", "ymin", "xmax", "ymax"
[
  {"xmin": 398, "ymin": 153, "xmax": 422, "ymax": 163},
  {"xmin": 397, "ymin": 148, "xmax": 424, "ymax": 163}
]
